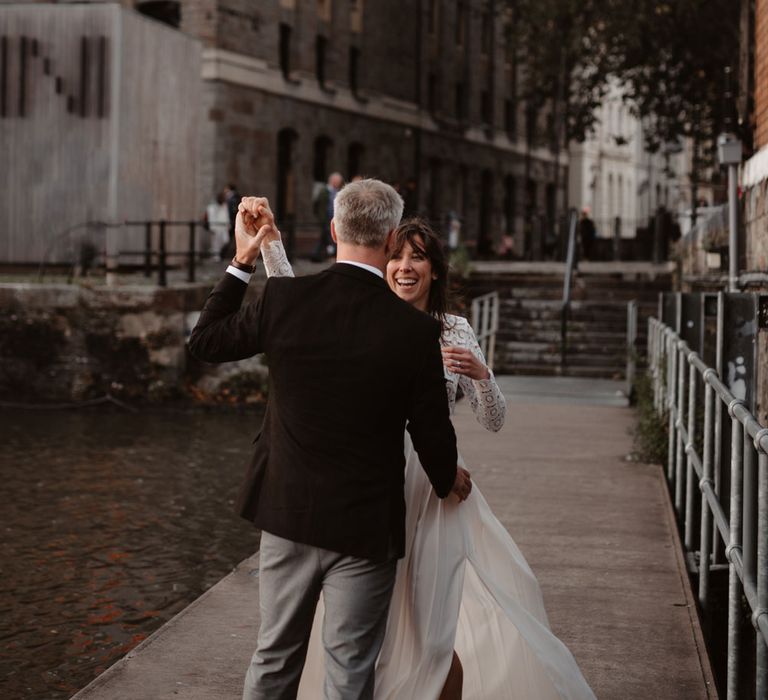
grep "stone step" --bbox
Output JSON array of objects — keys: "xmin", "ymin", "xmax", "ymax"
[
  {"xmin": 497, "ymin": 363, "xmax": 626, "ymax": 379},
  {"xmin": 502, "ymin": 350, "xmax": 625, "ymax": 368},
  {"xmin": 500, "ymin": 334, "xmax": 629, "ymax": 349},
  {"xmin": 501, "ymin": 286, "xmax": 663, "ymax": 302}
]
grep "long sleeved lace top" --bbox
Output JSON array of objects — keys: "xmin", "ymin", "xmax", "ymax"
[{"xmin": 260, "ymin": 239, "xmax": 506, "ymax": 432}]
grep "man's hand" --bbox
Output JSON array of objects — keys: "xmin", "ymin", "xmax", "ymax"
[
  {"xmin": 233, "ymin": 197, "xmax": 280, "ymax": 265},
  {"xmin": 451, "ymin": 467, "xmax": 472, "ymax": 502}
]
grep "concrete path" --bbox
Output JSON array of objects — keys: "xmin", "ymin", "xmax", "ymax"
[{"xmin": 72, "ymin": 378, "xmax": 716, "ymax": 700}]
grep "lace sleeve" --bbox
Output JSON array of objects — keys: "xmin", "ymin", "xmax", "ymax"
[
  {"xmin": 261, "ymin": 239, "xmax": 294, "ymax": 278},
  {"xmin": 453, "ymin": 318, "xmax": 506, "ymax": 432}
]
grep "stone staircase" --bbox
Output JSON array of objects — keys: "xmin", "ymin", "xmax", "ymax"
[{"xmin": 467, "ymin": 262, "xmax": 675, "ymax": 378}]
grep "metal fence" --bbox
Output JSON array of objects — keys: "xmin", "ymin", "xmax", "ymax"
[
  {"xmin": 471, "ymin": 291, "xmax": 499, "ymax": 371},
  {"xmin": 648, "ymin": 314, "xmax": 768, "ymax": 699}
]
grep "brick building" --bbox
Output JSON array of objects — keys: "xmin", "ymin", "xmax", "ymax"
[
  {"xmin": 170, "ymin": 0, "xmax": 565, "ymax": 258},
  {"xmin": 1, "ymin": 0, "xmax": 566, "ymax": 262},
  {"xmin": 742, "ymin": 0, "xmax": 768, "ymax": 276}
]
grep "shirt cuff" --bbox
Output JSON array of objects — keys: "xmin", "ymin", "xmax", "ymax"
[{"xmin": 226, "ymin": 266, "xmax": 252, "ymax": 284}]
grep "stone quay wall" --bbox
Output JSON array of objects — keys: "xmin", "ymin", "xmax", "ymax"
[{"xmin": 0, "ymin": 282, "xmax": 268, "ymax": 405}]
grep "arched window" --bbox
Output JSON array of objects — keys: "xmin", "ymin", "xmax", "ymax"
[
  {"xmin": 313, "ymin": 135, "xmax": 333, "ymax": 182},
  {"xmin": 347, "ymin": 142, "xmax": 365, "ymax": 180},
  {"xmin": 504, "ymin": 175, "xmax": 516, "ymax": 234},
  {"xmin": 477, "ymin": 169, "xmax": 494, "ymax": 257},
  {"xmin": 276, "ymin": 128, "xmax": 298, "ymax": 224}
]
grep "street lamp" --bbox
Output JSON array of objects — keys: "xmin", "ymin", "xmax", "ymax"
[{"xmin": 717, "ymin": 132, "xmax": 742, "ymax": 293}]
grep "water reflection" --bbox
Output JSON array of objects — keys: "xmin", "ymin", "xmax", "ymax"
[{"xmin": 0, "ymin": 408, "xmax": 262, "ymax": 699}]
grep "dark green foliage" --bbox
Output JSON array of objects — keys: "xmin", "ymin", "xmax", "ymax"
[
  {"xmin": 504, "ymin": 0, "xmax": 742, "ymax": 177},
  {"xmin": 633, "ymin": 371, "xmax": 669, "ymax": 465}
]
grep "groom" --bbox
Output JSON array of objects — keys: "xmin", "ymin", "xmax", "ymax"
[{"xmin": 188, "ymin": 179, "xmax": 468, "ymax": 699}]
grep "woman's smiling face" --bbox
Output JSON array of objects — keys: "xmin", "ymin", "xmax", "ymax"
[{"xmin": 386, "ymin": 235, "xmax": 435, "ymax": 312}]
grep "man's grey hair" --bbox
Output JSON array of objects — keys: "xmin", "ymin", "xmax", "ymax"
[{"xmin": 333, "ymin": 178, "xmax": 404, "ymax": 248}]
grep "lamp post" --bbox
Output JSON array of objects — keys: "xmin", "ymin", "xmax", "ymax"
[{"xmin": 717, "ymin": 132, "xmax": 742, "ymax": 293}]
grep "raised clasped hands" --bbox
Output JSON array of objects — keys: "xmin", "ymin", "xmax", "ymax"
[
  {"xmin": 451, "ymin": 467, "xmax": 472, "ymax": 502},
  {"xmin": 234, "ymin": 196, "xmax": 282, "ymax": 265}
]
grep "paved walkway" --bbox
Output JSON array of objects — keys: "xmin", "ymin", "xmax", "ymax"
[{"xmin": 73, "ymin": 378, "xmax": 715, "ymax": 700}]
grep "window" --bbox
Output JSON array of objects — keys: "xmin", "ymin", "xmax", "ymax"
[
  {"xmin": 456, "ymin": 2, "xmax": 466, "ymax": 46},
  {"xmin": 478, "ymin": 170, "xmax": 494, "ymax": 256},
  {"xmin": 455, "ymin": 81, "xmax": 466, "ymax": 121},
  {"xmin": 279, "ymin": 23, "xmax": 291, "ymax": 79},
  {"xmin": 19, "ymin": 36, "xmax": 27, "ymax": 118},
  {"xmin": 276, "ymin": 129, "xmax": 298, "ymax": 246},
  {"xmin": 481, "ymin": 9, "xmax": 492, "ymax": 55},
  {"xmin": 504, "ymin": 175, "xmax": 516, "ymax": 233},
  {"xmin": 313, "ymin": 136, "xmax": 333, "ymax": 182},
  {"xmin": 349, "ymin": 46, "xmax": 361, "ymax": 95},
  {"xmin": 347, "ymin": 142, "xmax": 365, "ymax": 180},
  {"xmin": 525, "ymin": 103, "xmax": 537, "ymax": 145},
  {"xmin": 350, "ymin": 0, "xmax": 363, "ymax": 32},
  {"xmin": 317, "ymin": 0, "xmax": 331, "ymax": 23},
  {"xmin": 427, "ymin": 72, "xmax": 437, "ymax": 113},
  {"xmin": 428, "ymin": 0, "xmax": 439, "ymax": 35},
  {"xmin": 0, "ymin": 36, "xmax": 7, "ymax": 118},
  {"xmin": 316, "ymin": 35, "xmax": 328, "ymax": 87},
  {"xmin": 505, "ymin": 98, "xmax": 516, "ymax": 135},
  {"xmin": 428, "ymin": 159, "xmax": 440, "ymax": 222},
  {"xmin": 546, "ymin": 110, "xmax": 555, "ymax": 146},
  {"xmin": 481, "ymin": 90, "xmax": 492, "ymax": 125}
]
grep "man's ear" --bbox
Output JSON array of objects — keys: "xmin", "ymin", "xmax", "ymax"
[
  {"xmin": 384, "ymin": 228, "xmax": 396, "ymax": 255},
  {"xmin": 331, "ymin": 220, "xmax": 338, "ymax": 243}
]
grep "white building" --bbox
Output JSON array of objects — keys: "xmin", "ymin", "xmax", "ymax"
[{"xmin": 568, "ymin": 79, "xmax": 690, "ymax": 240}]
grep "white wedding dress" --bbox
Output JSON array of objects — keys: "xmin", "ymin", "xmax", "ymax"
[{"xmin": 260, "ymin": 242, "xmax": 595, "ymax": 699}]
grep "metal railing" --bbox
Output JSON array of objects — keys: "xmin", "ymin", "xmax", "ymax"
[
  {"xmin": 626, "ymin": 300, "xmax": 638, "ymax": 397},
  {"xmin": 122, "ymin": 220, "xmax": 210, "ymax": 287},
  {"xmin": 561, "ymin": 209, "xmax": 579, "ymax": 368},
  {"xmin": 648, "ymin": 315, "xmax": 768, "ymax": 699},
  {"xmin": 471, "ymin": 291, "xmax": 499, "ymax": 371}
]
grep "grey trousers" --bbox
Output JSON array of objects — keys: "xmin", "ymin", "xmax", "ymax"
[{"xmin": 242, "ymin": 532, "xmax": 397, "ymax": 700}]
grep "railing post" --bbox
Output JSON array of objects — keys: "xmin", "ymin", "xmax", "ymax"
[
  {"xmin": 188, "ymin": 221, "xmax": 196, "ymax": 283},
  {"xmin": 744, "ymin": 435, "xmax": 758, "ymax": 595},
  {"xmin": 699, "ymin": 378, "xmax": 715, "ymax": 622},
  {"xmin": 675, "ymin": 344, "xmax": 687, "ymax": 516},
  {"xmin": 685, "ymin": 358, "xmax": 697, "ymax": 549},
  {"xmin": 144, "ymin": 222, "xmax": 152, "ymax": 278},
  {"xmin": 158, "ymin": 219, "xmax": 167, "ymax": 288},
  {"xmin": 626, "ymin": 301, "xmax": 637, "ymax": 398},
  {"xmin": 667, "ymin": 333, "xmax": 678, "ymax": 483},
  {"xmin": 756, "ymin": 447, "xmax": 768, "ymax": 698},
  {"xmin": 713, "ymin": 292, "xmax": 726, "ymax": 566},
  {"xmin": 727, "ymin": 409, "xmax": 744, "ymax": 700},
  {"xmin": 489, "ymin": 293, "xmax": 498, "ymax": 371}
]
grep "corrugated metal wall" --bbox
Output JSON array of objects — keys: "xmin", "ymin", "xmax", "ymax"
[{"xmin": 0, "ymin": 3, "xmax": 201, "ymax": 264}]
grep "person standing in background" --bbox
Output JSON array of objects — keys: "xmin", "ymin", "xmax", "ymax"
[{"xmin": 311, "ymin": 172, "xmax": 343, "ymax": 262}]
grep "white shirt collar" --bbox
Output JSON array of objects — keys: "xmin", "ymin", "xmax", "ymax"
[{"xmin": 336, "ymin": 260, "xmax": 384, "ymax": 279}]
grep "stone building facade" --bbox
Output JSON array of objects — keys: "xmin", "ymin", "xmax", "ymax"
[
  {"xmin": 3, "ymin": 0, "xmax": 567, "ymax": 261},
  {"xmin": 174, "ymin": 0, "xmax": 565, "ymax": 258}
]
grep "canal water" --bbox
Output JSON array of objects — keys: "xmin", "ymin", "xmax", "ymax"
[{"xmin": 0, "ymin": 407, "xmax": 262, "ymax": 699}]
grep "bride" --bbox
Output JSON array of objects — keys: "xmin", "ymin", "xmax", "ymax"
[{"xmin": 244, "ymin": 203, "xmax": 595, "ymax": 700}]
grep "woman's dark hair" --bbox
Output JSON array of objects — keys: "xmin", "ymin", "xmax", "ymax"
[{"xmin": 389, "ymin": 217, "xmax": 453, "ymax": 327}]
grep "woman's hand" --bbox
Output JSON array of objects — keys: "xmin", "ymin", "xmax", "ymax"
[
  {"xmin": 234, "ymin": 197, "xmax": 281, "ymax": 265},
  {"xmin": 442, "ymin": 345, "xmax": 490, "ymax": 380}
]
